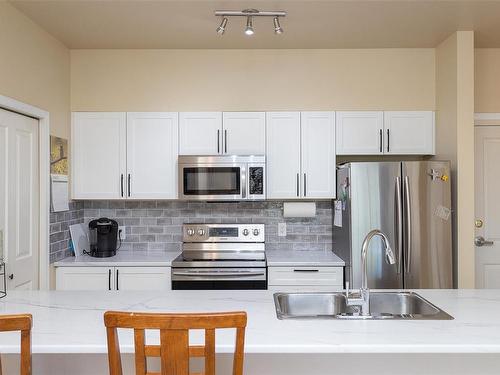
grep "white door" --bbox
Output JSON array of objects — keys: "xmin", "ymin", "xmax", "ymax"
[
  {"xmin": 384, "ymin": 111, "xmax": 435, "ymax": 155},
  {"xmin": 0, "ymin": 109, "xmax": 39, "ymax": 290},
  {"xmin": 56, "ymin": 267, "xmax": 114, "ymax": 290},
  {"xmin": 266, "ymin": 112, "xmax": 301, "ymax": 199},
  {"xmin": 179, "ymin": 112, "xmax": 222, "ymax": 155},
  {"xmin": 222, "ymin": 112, "xmax": 266, "ymax": 155},
  {"xmin": 336, "ymin": 111, "xmax": 384, "ymax": 155},
  {"xmin": 71, "ymin": 112, "xmax": 127, "ymax": 199},
  {"xmin": 127, "ymin": 112, "xmax": 178, "ymax": 199},
  {"xmin": 301, "ymin": 112, "xmax": 336, "ymax": 199},
  {"xmin": 115, "ymin": 267, "xmax": 170, "ymax": 291},
  {"xmin": 475, "ymin": 126, "xmax": 500, "ymax": 288}
]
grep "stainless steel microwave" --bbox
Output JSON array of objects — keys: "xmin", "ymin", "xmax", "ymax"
[{"xmin": 178, "ymin": 155, "xmax": 265, "ymax": 201}]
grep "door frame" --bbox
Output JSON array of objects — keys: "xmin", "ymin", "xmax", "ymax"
[{"xmin": 0, "ymin": 94, "xmax": 50, "ymax": 290}]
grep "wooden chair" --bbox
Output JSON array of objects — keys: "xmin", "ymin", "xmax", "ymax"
[
  {"xmin": 0, "ymin": 314, "xmax": 32, "ymax": 375},
  {"xmin": 104, "ymin": 311, "xmax": 247, "ymax": 375}
]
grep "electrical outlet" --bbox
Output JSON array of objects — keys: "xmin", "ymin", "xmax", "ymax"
[
  {"xmin": 278, "ymin": 222, "xmax": 287, "ymax": 237},
  {"xmin": 118, "ymin": 226, "xmax": 126, "ymax": 240}
]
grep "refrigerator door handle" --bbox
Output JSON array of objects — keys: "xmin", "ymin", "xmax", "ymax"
[
  {"xmin": 395, "ymin": 176, "xmax": 403, "ymax": 274},
  {"xmin": 404, "ymin": 175, "xmax": 412, "ymax": 274}
]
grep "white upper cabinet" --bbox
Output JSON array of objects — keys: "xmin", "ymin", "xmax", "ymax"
[
  {"xmin": 222, "ymin": 112, "xmax": 266, "ymax": 155},
  {"xmin": 336, "ymin": 111, "xmax": 384, "ymax": 155},
  {"xmin": 72, "ymin": 112, "xmax": 127, "ymax": 199},
  {"xmin": 266, "ymin": 112, "xmax": 301, "ymax": 199},
  {"xmin": 336, "ymin": 111, "xmax": 435, "ymax": 155},
  {"xmin": 384, "ymin": 111, "xmax": 435, "ymax": 155},
  {"xmin": 266, "ymin": 112, "xmax": 336, "ymax": 199},
  {"xmin": 126, "ymin": 112, "xmax": 178, "ymax": 199},
  {"xmin": 179, "ymin": 112, "xmax": 222, "ymax": 155},
  {"xmin": 301, "ymin": 112, "xmax": 336, "ymax": 199}
]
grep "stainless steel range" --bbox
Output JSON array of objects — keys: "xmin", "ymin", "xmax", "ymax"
[{"xmin": 171, "ymin": 223, "xmax": 267, "ymax": 290}]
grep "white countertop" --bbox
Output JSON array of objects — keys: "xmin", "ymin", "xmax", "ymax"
[
  {"xmin": 1, "ymin": 289, "xmax": 500, "ymax": 354},
  {"xmin": 266, "ymin": 250, "xmax": 345, "ymax": 266},
  {"xmin": 53, "ymin": 251, "xmax": 180, "ymax": 267}
]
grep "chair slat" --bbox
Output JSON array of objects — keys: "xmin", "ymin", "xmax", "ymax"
[
  {"xmin": 160, "ymin": 329, "xmax": 189, "ymax": 375},
  {"xmin": 106, "ymin": 327, "xmax": 123, "ymax": 375},
  {"xmin": 204, "ymin": 329, "xmax": 215, "ymax": 375},
  {"xmin": 134, "ymin": 329, "xmax": 147, "ymax": 375}
]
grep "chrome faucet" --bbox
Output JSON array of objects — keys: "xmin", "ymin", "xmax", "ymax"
[{"xmin": 345, "ymin": 230, "xmax": 396, "ymax": 316}]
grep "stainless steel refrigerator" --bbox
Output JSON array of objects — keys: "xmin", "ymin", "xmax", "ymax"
[{"xmin": 334, "ymin": 161, "xmax": 452, "ymax": 289}]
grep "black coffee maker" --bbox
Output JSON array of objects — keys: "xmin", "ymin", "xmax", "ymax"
[{"xmin": 88, "ymin": 218, "xmax": 119, "ymax": 258}]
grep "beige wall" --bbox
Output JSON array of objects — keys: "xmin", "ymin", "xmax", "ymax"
[
  {"xmin": 435, "ymin": 31, "xmax": 475, "ymax": 288},
  {"xmin": 0, "ymin": 2, "xmax": 70, "ymax": 138},
  {"xmin": 71, "ymin": 49, "xmax": 435, "ymax": 111},
  {"xmin": 475, "ymin": 49, "xmax": 500, "ymax": 114}
]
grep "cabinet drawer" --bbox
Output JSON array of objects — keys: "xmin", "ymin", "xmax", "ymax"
[{"xmin": 268, "ymin": 266, "xmax": 343, "ymax": 286}]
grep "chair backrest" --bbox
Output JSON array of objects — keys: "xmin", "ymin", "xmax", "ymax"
[
  {"xmin": 0, "ymin": 314, "xmax": 32, "ymax": 375},
  {"xmin": 104, "ymin": 311, "xmax": 247, "ymax": 375}
]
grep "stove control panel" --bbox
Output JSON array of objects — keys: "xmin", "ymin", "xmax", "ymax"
[{"xmin": 182, "ymin": 223, "xmax": 265, "ymax": 243}]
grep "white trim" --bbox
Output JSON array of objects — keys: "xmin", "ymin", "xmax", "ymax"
[
  {"xmin": 0, "ymin": 94, "xmax": 50, "ymax": 290},
  {"xmin": 475, "ymin": 113, "xmax": 500, "ymax": 125}
]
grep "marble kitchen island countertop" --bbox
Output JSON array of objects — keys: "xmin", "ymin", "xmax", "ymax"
[
  {"xmin": 266, "ymin": 250, "xmax": 345, "ymax": 267},
  {"xmin": 1, "ymin": 289, "xmax": 500, "ymax": 355},
  {"xmin": 53, "ymin": 251, "xmax": 181, "ymax": 267}
]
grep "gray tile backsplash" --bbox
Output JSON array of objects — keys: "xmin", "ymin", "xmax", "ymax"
[
  {"xmin": 81, "ymin": 201, "xmax": 333, "ymax": 253},
  {"xmin": 49, "ymin": 201, "xmax": 84, "ymax": 263}
]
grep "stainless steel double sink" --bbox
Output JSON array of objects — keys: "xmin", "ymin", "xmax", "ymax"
[{"xmin": 274, "ymin": 291, "xmax": 453, "ymax": 320}]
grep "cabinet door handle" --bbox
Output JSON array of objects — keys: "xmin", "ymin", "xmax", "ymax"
[
  {"xmin": 120, "ymin": 174, "xmax": 124, "ymax": 197},
  {"xmin": 296, "ymin": 173, "xmax": 299, "ymax": 197},
  {"xmin": 303, "ymin": 173, "xmax": 307, "ymax": 197},
  {"xmin": 379, "ymin": 129, "xmax": 383, "ymax": 153},
  {"xmin": 224, "ymin": 129, "xmax": 228, "ymax": 154},
  {"xmin": 108, "ymin": 269, "xmax": 111, "ymax": 291},
  {"xmin": 127, "ymin": 174, "xmax": 131, "ymax": 197},
  {"xmin": 217, "ymin": 129, "xmax": 220, "ymax": 154},
  {"xmin": 293, "ymin": 269, "xmax": 319, "ymax": 272},
  {"xmin": 387, "ymin": 129, "xmax": 390, "ymax": 153},
  {"xmin": 116, "ymin": 269, "xmax": 119, "ymax": 291}
]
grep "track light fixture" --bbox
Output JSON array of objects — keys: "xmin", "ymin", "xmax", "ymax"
[
  {"xmin": 214, "ymin": 9, "xmax": 286, "ymax": 36},
  {"xmin": 244, "ymin": 16, "xmax": 254, "ymax": 36},
  {"xmin": 273, "ymin": 17, "xmax": 283, "ymax": 34},
  {"xmin": 216, "ymin": 17, "xmax": 228, "ymax": 34}
]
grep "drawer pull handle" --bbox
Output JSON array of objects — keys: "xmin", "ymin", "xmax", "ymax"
[{"xmin": 293, "ymin": 269, "xmax": 319, "ymax": 272}]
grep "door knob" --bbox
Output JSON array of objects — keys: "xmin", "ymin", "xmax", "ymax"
[
  {"xmin": 475, "ymin": 236, "xmax": 494, "ymax": 247},
  {"xmin": 8, "ymin": 274, "xmax": 13, "ymax": 280}
]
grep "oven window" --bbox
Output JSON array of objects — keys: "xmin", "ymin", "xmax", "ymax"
[{"xmin": 183, "ymin": 167, "xmax": 240, "ymax": 195}]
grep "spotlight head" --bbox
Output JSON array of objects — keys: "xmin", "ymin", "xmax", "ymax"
[
  {"xmin": 273, "ymin": 17, "xmax": 283, "ymax": 34},
  {"xmin": 216, "ymin": 17, "xmax": 228, "ymax": 34},
  {"xmin": 244, "ymin": 16, "xmax": 254, "ymax": 35}
]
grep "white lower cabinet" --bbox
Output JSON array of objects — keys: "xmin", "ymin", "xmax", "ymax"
[
  {"xmin": 55, "ymin": 266, "xmax": 171, "ymax": 291},
  {"xmin": 114, "ymin": 267, "xmax": 170, "ymax": 291},
  {"xmin": 268, "ymin": 266, "xmax": 344, "ymax": 292}
]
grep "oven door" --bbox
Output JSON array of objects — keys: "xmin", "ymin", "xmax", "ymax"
[
  {"xmin": 179, "ymin": 164, "xmax": 245, "ymax": 200},
  {"xmin": 171, "ymin": 268, "xmax": 267, "ymax": 290}
]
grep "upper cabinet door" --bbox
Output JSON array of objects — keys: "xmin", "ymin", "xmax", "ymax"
[
  {"xmin": 384, "ymin": 111, "xmax": 435, "ymax": 155},
  {"xmin": 126, "ymin": 112, "xmax": 178, "ymax": 199},
  {"xmin": 336, "ymin": 111, "xmax": 384, "ymax": 155},
  {"xmin": 72, "ymin": 112, "xmax": 126, "ymax": 199},
  {"xmin": 179, "ymin": 112, "xmax": 222, "ymax": 155},
  {"xmin": 301, "ymin": 112, "xmax": 336, "ymax": 199},
  {"xmin": 222, "ymin": 112, "xmax": 266, "ymax": 155},
  {"xmin": 266, "ymin": 112, "xmax": 301, "ymax": 199}
]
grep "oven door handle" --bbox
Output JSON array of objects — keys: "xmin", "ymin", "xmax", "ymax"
[{"xmin": 172, "ymin": 271, "xmax": 265, "ymax": 277}]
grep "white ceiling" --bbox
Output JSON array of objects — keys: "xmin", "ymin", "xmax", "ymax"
[{"xmin": 9, "ymin": 0, "xmax": 500, "ymax": 49}]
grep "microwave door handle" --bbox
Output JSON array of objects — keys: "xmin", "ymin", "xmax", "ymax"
[{"xmin": 241, "ymin": 166, "xmax": 247, "ymax": 199}]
